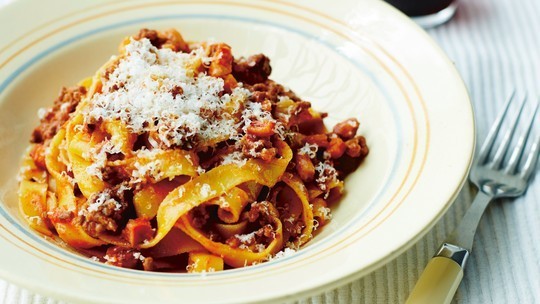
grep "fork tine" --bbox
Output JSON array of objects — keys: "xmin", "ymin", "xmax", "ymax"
[
  {"xmin": 477, "ymin": 90, "xmax": 516, "ymax": 164},
  {"xmin": 521, "ymin": 134, "xmax": 540, "ymax": 180},
  {"xmin": 491, "ymin": 96, "xmax": 527, "ymax": 169},
  {"xmin": 506, "ymin": 101, "xmax": 539, "ymax": 174}
]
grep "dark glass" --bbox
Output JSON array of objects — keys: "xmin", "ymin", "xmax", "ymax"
[{"xmin": 385, "ymin": 0, "xmax": 454, "ymax": 17}]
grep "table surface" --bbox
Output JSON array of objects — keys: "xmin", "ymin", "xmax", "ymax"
[{"xmin": 1, "ymin": 0, "xmax": 539, "ymax": 303}]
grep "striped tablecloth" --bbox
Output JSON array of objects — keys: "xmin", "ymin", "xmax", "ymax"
[{"xmin": 1, "ymin": 0, "xmax": 539, "ymax": 302}]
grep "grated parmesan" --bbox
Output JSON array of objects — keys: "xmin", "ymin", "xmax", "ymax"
[
  {"xmin": 132, "ymin": 158, "xmax": 163, "ymax": 183},
  {"xmin": 103, "ymin": 254, "xmax": 117, "ymax": 263},
  {"xmin": 85, "ymin": 38, "xmax": 250, "ymax": 149},
  {"xmin": 298, "ymin": 143, "xmax": 318, "ymax": 158},
  {"xmin": 85, "ymin": 139, "xmax": 122, "ymax": 180},
  {"xmin": 79, "ymin": 191, "xmax": 122, "ymax": 216},
  {"xmin": 270, "ymin": 247, "xmax": 296, "ymax": 260},
  {"xmin": 284, "ymin": 216, "xmax": 295, "ymax": 224},
  {"xmin": 28, "ymin": 216, "xmax": 42, "ymax": 224},
  {"xmin": 313, "ymin": 219, "xmax": 320, "ymax": 231},
  {"xmin": 199, "ymin": 183, "xmax": 216, "ymax": 197},
  {"xmin": 317, "ymin": 206, "xmax": 333, "ymax": 220},
  {"xmin": 218, "ymin": 196, "xmax": 230, "ymax": 208},
  {"xmin": 315, "ymin": 161, "xmax": 338, "ymax": 190},
  {"xmin": 235, "ymin": 231, "xmax": 257, "ymax": 244},
  {"xmin": 37, "ymin": 108, "xmax": 48, "ymax": 120},
  {"xmin": 221, "ymin": 151, "xmax": 247, "ymax": 167},
  {"xmin": 133, "ymin": 252, "xmax": 145, "ymax": 261},
  {"xmin": 240, "ymin": 101, "xmax": 276, "ymax": 133},
  {"xmin": 255, "ymin": 244, "xmax": 266, "ymax": 253},
  {"xmin": 196, "ymin": 166, "xmax": 206, "ymax": 175}
]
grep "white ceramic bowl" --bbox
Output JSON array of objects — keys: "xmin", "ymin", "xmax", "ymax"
[{"xmin": 0, "ymin": 0, "xmax": 474, "ymax": 303}]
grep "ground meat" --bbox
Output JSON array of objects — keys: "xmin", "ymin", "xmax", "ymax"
[
  {"xmin": 225, "ymin": 224, "xmax": 275, "ymax": 250},
  {"xmin": 105, "ymin": 246, "xmax": 140, "ymax": 269},
  {"xmin": 134, "ymin": 28, "xmax": 189, "ymax": 52},
  {"xmin": 29, "ymin": 143, "xmax": 47, "ymax": 170},
  {"xmin": 225, "ymin": 236, "xmax": 241, "ymax": 248},
  {"xmin": 103, "ymin": 60, "xmax": 119, "ymax": 81},
  {"xmin": 135, "ymin": 28, "xmax": 160, "ymax": 45},
  {"xmin": 48, "ymin": 209, "xmax": 75, "ymax": 223},
  {"xmin": 232, "ymin": 54, "xmax": 272, "ymax": 85},
  {"xmin": 207, "ymin": 43, "xmax": 233, "ymax": 77},
  {"xmin": 248, "ymin": 80, "xmax": 301, "ymax": 104},
  {"xmin": 241, "ymin": 135, "xmax": 276, "ymax": 162},
  {"xmin": 101, "ymin": 165, "xmax": 130, "ymax": 185},
  {"xmin": 345, "ymin": 136, "xmax": 369, "ymax": 158},
  {"xmin": 246, "ymin": 201, "xmax": 279, "ymax": 225},
  {"xmin": 122, "ymin": 218, "xmax": 154, "ymax": 247},
  {"xmin": 287, "ymin": 101, "xmax": 327, "ymax": 134},
  {"xmin": 79, "ymin": 186, "xmax": 129, "ymax": 238},
  {"xmin": 304, "ymin": 134, "xmax": 329, "ymax": 148},
  {"xmin": 170, "ymin": 86, "xmax": 183, "ymax": 97},
  {"xmin": 190, "ymin": 206, "xmax": 210, "ymax": 229},
  {"xmin": 199, "ymin": 145, "xmax": 235, "ymax": 170},
  {"xmin": 224, "ymin": 201, "xmax": 280, "ymax": 250},
  {"xmin": 330, "ymin": 136, "xmax": 369, "ymax": 177},
  {"xmin": 333, "ymin": 118, "xmax": 360, "ymax": 140},
  {"xmin": 326, "ymin": 135, "xmax": 346, "ymax": 159},
  {"xmin": 284, "ymin": 219, "xmax": 304, "ymax": 238},
  {"xmin": 142, "ymin": 257, "xmax": 155, "ymax": 271},
  {"xmin": 246, "ymin": 120, "xmax": 276, "ymax": 138},
  {"xmin": 295, "ymin": 153, "xmax": 315, "ymax": 182},
  {"xmin": 31, "ymin": 86, "xmax": 86, "ymax": 143}
]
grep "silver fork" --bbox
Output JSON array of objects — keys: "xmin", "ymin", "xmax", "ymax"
[{"xmin": 406, "ymin": 92, "xmax": 539, "ymax": 304}]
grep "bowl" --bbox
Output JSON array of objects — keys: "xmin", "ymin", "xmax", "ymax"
[{"xmin": 0, "ymin": 0, "xmax": 474, "ymax": 303}]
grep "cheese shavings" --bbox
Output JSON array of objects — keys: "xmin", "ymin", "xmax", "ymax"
[
  {"xmin": 200, "ymin": 183, "xmax": 216, "ymax": 197},
  {"xmin": 234, "ymin": 231, "xmax": 257, "ymax": 244},
  {"xmin": 240, "ymin": 101, "xmax": 274, "ymax": 132},
  {"xmin": 133, "ymin": 252, "xmax": 146, "ymax": 261},
  {"xmin": 125, "ymin": 149, "xmax": 165, "ymax": 182},
  {"xmin": 297, "ymin": 143, "xmax": 318, "ymax": 158},
  {"xmin": 85, "ymin": 139, "xmax": 122, "ymax": 179},
  {"xmin": 132, "ymin": 159, "xmax": 163, "ymax": 183},
  {"xmin": 269, "ymin": 247, "xmax": 296, "ymax": 260},
  {"xmin": 315, "ymin": 161, "xmax": 338, "ymax": 191},
  {"xmin": 78, "ymin": 191, "xmax": 122, "ymax": 216},
  {"xmin": 86, "ymin": 38, "xmax": 249, "ymax": 149},
  {"xmin": 317, "ymin": 206, "xmax": 332, "ymax": 220},
  {"xmin": 221, "ymin": 151, "xmax": 247, "ymax": 167}
]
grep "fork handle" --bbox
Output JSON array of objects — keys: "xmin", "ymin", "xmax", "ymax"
[{"xmin": 406, "ymin": 243, "xmax": 470, "ymax": 304}]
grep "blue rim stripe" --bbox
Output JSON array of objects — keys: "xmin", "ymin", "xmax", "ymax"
[{"xmin": 0, "ymin": 14, "xmax": 402, "ymax": 277}]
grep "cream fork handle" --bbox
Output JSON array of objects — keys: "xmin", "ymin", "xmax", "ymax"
[
  {"xmin": 406, "ymin": 192, "xmax": 493, "ymax": 303},
  {"xmin": 405, "ymin": 255, "xmax": 464, "ymax": 304}
]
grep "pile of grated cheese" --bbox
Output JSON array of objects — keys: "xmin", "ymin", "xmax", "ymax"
[{"xmin": 85, "ymin": 38, "xmax": 251, "ymax": 149}]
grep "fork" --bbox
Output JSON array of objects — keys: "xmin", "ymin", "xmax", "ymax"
[{"xmin": 406, "ymin": 92, "xmax": 539, "ymax": 304}]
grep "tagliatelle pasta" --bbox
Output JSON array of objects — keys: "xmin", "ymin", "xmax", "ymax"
[{"xmin": 17, "ymin": 29, "xmax": 369, "ymax": 272}]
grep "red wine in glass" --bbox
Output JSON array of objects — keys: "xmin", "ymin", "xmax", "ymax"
[{"xmin": 385, "ymin": 0, "xmax": 457, "ymax": 28}]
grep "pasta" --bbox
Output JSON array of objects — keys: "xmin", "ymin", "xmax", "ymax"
[{"xmin": 17, "ymin": 29, "xmax": 369, "ymax": 272}]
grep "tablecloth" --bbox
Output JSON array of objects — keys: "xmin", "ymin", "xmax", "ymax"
[{"xmin": 1, "ymin": 0, "xmax": 539, "ymax": 302}]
